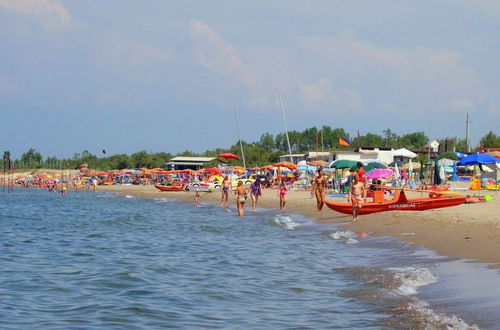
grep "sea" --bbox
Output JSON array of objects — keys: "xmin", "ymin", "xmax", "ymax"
[{"xmin": 1, "ymin": 188, "xmax": 499, "ymax": 329}]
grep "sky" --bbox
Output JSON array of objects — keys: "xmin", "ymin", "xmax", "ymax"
[{"xmin": 0, "ymin": 0, "xmax": 498, "ymax": 159}]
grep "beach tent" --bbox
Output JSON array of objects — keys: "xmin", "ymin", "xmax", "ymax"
[
  {"xmin": 457, "ymin": 153, "xmax": 500, "ymax": 166},
  {"xmin": 394, "ymin": 148, "xmax": 417, "ymax": 158}
]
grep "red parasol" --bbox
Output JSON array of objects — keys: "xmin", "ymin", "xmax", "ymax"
[
  {"xmin": 218, "ymin": 152, "xmax": 240, "ymax": 160},
  {"xmin": 273, "ymin": 162, "xmax": 297, "ymax": 170}
]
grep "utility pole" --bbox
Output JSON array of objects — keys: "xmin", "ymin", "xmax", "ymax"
[
  {"xmin": 279, "ymin": 94, "xmax": 293, "ymax": 163},
  {"xmin": 465, "ymin": 113, "xmax": 471, "ymax": 152},
  {"xmin": 234, "ymin": 109, "xmax": 247, "ymax": 169}
]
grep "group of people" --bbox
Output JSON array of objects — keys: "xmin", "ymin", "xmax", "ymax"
[
  {"xmin": 311, "ymin": 162, "xmax": 366, "ymax": 222},
  {"xmin": 217, "ymin": 174, "xmax": 286, "ymax": 217},
  {"xmin": 213, "ymin": 161, "xmax": 368, "ymax": 221}
]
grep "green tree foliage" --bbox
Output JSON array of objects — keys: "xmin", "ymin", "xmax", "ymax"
[
  {"xmin": 352, "ymin": 133, "xmax": 384, "ymax": 147},
  {"xmin": 398, "ymin": 132, "xmax": 428, "ymax": 149},
  {"xmin": 480, "ymin": 131, "xmax": 500, "ymax": 147},
  {"xmin": 20, "ymin": 148, "xmax": 43, "ymax": 167}
]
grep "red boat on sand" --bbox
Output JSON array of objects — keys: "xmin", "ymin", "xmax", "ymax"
[
  {"xmin": 154, "ymin": 183, "xmax": 185, "ymax": 192},
  {"xmin": 325, "ymin": 190, "xmax": 465, "ymax": 215}
]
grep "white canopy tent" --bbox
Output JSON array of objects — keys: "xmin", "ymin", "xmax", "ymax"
[{"xmin": 393, "ymin": 148, "xmax": 417, "ymax": 159}]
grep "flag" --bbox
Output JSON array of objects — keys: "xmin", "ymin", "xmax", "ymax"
[{"xmin": 338, "ymin": 137, "xmax": 351, "ymax": 147}]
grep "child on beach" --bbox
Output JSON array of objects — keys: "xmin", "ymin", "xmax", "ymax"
[
  {"xmin": 278, "ymin": 180, "xmax": 287, "ymax": 211},
  {"xmin": 348, "ymin": 175, "xmax": 366, "ymax": 222}
]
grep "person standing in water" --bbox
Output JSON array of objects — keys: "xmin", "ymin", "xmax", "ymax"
[
  {"xmin": 278, "ymin": 180, "xmax": 287, "ymax": 211},
  {"xmin": 220, "ymin": 175, "xmax": 231, "ymax": 207},
  {"xmin": 250, "ymin": 179, "xmax": 262, "ymax": 211},
  {"xmin": 314, "ymin": 168, "xmax": 327, "ymax": 212},
  {"xmin": 235, "ymin": 181, "xmax": 248, "ymax": 216},
  {"xmin": 348, "ymin": 175, "xmax": 366, "ymax": 222}
]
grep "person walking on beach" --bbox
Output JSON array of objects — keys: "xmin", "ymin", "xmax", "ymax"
[
  {"xmin": 278, "ymin": 180, "xmax": 287, "ymax": 211},
  {"xmin": 235, "ymin": 181, "xmax": 248, "ymax": 216},
  {"xmin": 356, "ymin": 162, "xmax": 366, "ymax": 186},
  {"xmin": 221, "ymin": 175, "xmax": 231, "ymax": 207},
  {"xmin": 314, "ymin": 168, "xmax": 327, "ymax": 212},
  {"xmin": 348, "ymin": 175, "xmax": 366, "ymax": 222},
  {"xmin": 194, "ymin": 188, "xmax": 201, "ymax": 207},
  {"xmin": 250, "ymin": 179, "xmax": 262, "ymax": 211}
]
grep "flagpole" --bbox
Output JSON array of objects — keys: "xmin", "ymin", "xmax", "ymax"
[
  {"xmin": 279, "ymin": 94, "xmax": 293, "ymax": 163},
  {"xmin": 234, "ymin": 109, "xmax": 247, "ymax": 169}
]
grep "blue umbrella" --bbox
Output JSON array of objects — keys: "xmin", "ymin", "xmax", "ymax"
[
  {"xmin": 451, "ymin": 162, "xmax": 458, "ymax": 181},
  {"xmin": 453, "ymin": 151, "xmax": 467, "ymax": 159},
  {"xmin": 457, "ymin": 153, "xmax": 500, "ymax": 166}
]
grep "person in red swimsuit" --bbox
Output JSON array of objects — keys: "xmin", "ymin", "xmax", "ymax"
[{"xmin": 356, "ymin": 162, "xmax": 366, "ymax": 186}]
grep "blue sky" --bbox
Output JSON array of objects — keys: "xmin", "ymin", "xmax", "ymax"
[{"xmin": 0, "ymin": 0, "xmax": 498, "ymax": 159}]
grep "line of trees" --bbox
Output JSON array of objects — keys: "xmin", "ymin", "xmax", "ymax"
[{"xmin": 2, "ymin": 128, "xmax": 498, "ymax": 170}]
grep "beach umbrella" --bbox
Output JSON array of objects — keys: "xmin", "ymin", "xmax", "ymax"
[
  {"xmin": 452, "ymin": 162, "xmax": 458, "ymax": 181},
  {"xmin": 218, "ymin": 152, "xmax": 240, "ymax": 160},
  {"xmin": 453, "ymin": 151, "xmax": 467, "ymax": 159},
  {"xmin": 419, "ymin": 161, "xmax": 425, "ymax": 181},
  {"xmin": 457, "ymin": 153, "xmax": 500, "ymax": 166},
  {"xmin": 366, "ymin": 168, "xmax": 394, "ymax": 180},
  {"xmin": 349, "ymin": 161, "xmax": 386, "ymax": 172},
  {"xmin": 308, "ymin": 160, "xmax": 327, "ymax": 167},
  {"xmin": 273, "ymin": 162, "xmax": 297, "ymax": 170},
  {"xmin": 329, "ymin": 159, "xmax": 357, "ymax": 169},
  {"xmin": 402, "ymin": 162, "xmax": 421, "ymax": 170},
  {"xmin": 433, "ymin": 157, "xmax": 442, "ymax": 185},
  {"xmin": 393, "ymin": 148, "xmax": 417, "ymax": 158},
  {"xmin": 389, "ymin": 160, "xmax": 404, "ymax": 167}
]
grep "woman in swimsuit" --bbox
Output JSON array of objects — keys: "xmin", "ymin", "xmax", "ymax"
[
  {"xmin": 235, "ymin": 181, "xmax": 248, "ymax": 216},
  {"xmin": 221, "ymin": 175, "xmax": 231, "ymax": 207},
  {"xmin": 250, "ymin": 180, "xmax": 262, "ymax": 211},
  {"xmin": 278, "ymin": 180, "xmax": 287, "ymax": 211},
  {"xmin": 314, "ymin": 168, "xmax": 327, "ymax": 212}
]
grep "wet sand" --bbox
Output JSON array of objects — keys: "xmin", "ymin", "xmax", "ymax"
[{"xmin": 95, "ymin": 183, "xmax": 500, "ymax": 268}]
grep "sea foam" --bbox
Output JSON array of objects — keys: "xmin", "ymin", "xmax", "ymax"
[{"xmin": 273, "ymin": 214, "xmax": 300, "ymax": 230}]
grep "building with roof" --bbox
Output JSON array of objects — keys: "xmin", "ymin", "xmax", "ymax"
[{"xmin": 165, "ymin": 156, "xmax": 216, "ymax": 170}]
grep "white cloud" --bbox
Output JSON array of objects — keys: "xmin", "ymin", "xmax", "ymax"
[
  {"xmin": 341, "ymin": 89, "xmax": 363, "ymax": 110},
  {"xmin": 189, "ymin": 19, "xmax": 257, "ymax": 87},
  {"xmin": 299, "ymin": 78, "xmax": 337, "ymax": 110},
  {"xmin": 450, "ymin": 98, "xmax": 474, "ymax": 110},
  {"xmin": 298, "ymin": 33, "xmax": 485, "ymax": 108},
  {"xmin": 0, "ymin": 0, "xmax": 72, "ymax": 24},
  {"xmin": 105, "ymin": 40, "xmax": 173, "ymax": 66}
]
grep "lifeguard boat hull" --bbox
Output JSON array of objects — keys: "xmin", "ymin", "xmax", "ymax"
[
  {"xmin": 325, "ymin": 191, "xmax": 465, "ymax": 215},
  {"xmin": 154, "ymin": 184, "xmax": 185, "ymax": 192}
]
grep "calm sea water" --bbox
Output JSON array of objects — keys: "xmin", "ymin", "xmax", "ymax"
[{"xmin": 1, "ymin": 189, "xmax": 499, "ymax": 329}]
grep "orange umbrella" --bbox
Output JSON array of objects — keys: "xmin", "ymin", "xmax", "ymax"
[{"xmin": 273, "ymin": 162, "xmax": 297, "ymax": 170}]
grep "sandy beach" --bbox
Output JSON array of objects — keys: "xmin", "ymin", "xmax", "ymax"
[{"xmin": 92, "ymin": 183, "xmax": 500, "ymax": 268}]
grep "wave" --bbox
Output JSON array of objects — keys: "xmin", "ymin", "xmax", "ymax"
[{"xmin": 272, "ymin": 214, "xmax": 300, "ymax": 230}]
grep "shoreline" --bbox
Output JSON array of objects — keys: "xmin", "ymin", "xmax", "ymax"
[{"xmin": 93, "ymin": 184, "xmax": 500, "ymax": 268}]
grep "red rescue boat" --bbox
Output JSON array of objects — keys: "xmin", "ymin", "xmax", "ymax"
[
  {"xmin": 154, "ymin": 183, "xmax": 185, "ymax": 192},
  {"xmin": 325, "ymin": 190, "xmax": 465, "ymax": 215}
]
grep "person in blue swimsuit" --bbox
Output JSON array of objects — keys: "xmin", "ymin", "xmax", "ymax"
[{"xmin": 250, "ymin": 179, "xmax": 262, "ymax": 211}]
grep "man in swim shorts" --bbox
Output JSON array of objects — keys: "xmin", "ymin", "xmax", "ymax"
[{"xmin": 348, "ymin": 174, "xmax": 366, "ymax": 222}]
